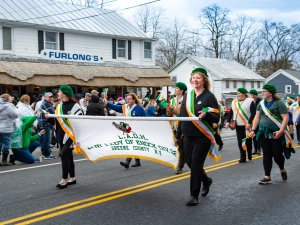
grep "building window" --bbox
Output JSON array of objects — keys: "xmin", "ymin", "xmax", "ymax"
[
  {"xmin": 257, "ymin": 81, "xmax": 260, "ymax": 88},
  {"xmin": 45, "ymin": 31, "xmax": 57, "ymax": 50},
  {"xmin": 118, "ymin": 40, "xmax": 126, "ymax": 58},
  {"xmin": 144, "ymin": 41, "xmax": 152, "ymax": 58},
  {"xmin": 172, "ymin": 76, "xmax": 177, "ymax": 84},
  {"xmin": 242, "ymin": 81, "xmax": 245, "ymax": 87},
  {"xmin": 285, "ymin": 85, "xmax": 291, "ymax": 94},
  {"xmin": 233, "ymin": 81, "xmax": 237, "ymax": 88},
  {"xmin": 226, "ymin": 80, "xmax": 229, "ymax": 88},
  {"xmin": 251, "ymin": 81, "xmax": 254, "ymax": 88},
  {"xmin": 2, "ymin": 27, "xmax": 12, "ymax": 50}
]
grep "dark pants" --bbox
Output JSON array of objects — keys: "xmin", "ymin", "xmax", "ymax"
[
  {"xmin": 125, "ymin": 158, "xmax": 140, "ymax": 164},
  {"xmin": 259, "ymin": 136, "xmax": 285, "ymax": 177},
  {"xmin": 184, "ymin": 136, "xmax": 210, "ymax": 198},
  {"xmin": 236, "ymin": 126, "xmax": 252, "ymax": 160},
  {"xmin": 214, "ymin": 129, "xmax": 223, "ymax": 146},
  {"xmin": 252, "ymin": 130, "xmax": 260, "ymax": 151},
  {"xmin": 296, "ymin": 124, "xmax": 300, "ymax": 143},
  {"xmin": 60, "ymin": 138, "xmax": 75, "ymax": 179},
  {"xmin": 177, "ymin": 137, "xmax": 185, "ymax": 169}
]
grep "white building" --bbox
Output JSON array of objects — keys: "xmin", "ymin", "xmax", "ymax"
[
  {"xmin": 0, "ymin": 0, "xmax": 173, "ymax": 98},
  {"xmin": 164, "ymin": 56, "xmax": 265, "ymax": 107}
]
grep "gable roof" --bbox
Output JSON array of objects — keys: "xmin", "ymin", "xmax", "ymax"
[
  {"xmin": 266, "ymin": 69, "xmax": 300, "ymax": 83},
  {"xmin": 168, "ymin": 56, "xmax": 264, "ymax": 81},
  {"xmin": 0, "ymin": 0, "xmax": 150, "ymax": 39}
]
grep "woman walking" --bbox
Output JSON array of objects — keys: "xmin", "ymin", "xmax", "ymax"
[
  {"xmin": 47, "ymin": 85, "xmax": 83, "ymax": 189},
  {"xmin": 250, "ymin": 84, "xmax": 293, "ymax": 184},
  {"xmin": 225, "ymin": 88, "xmax": 256, "ymax": 163},
  {"xmin": 176, "ymin": 68, "xmax": 220, "ymax": 206}
]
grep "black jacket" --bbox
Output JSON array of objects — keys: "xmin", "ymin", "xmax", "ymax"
[
  {"xmin": 86, "ymin": 96, "xmax": 105, "ymax": 116},
  {"xmin": 176, "ymin": 89, "xmax": 219, "ymax": 140}
]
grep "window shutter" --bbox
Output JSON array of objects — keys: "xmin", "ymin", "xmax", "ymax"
[
  {"xmin": 59, "ymin": 33, "xmax": 64, "ymax": 50},
  {"xmin": 38, "ymin": 30, "xmax": 44, "ymax": 53},
  {"xmin": 112, "ymin": 39, "xmax": 116, "ymax": 59},
  {"xmin": 2, "ymin": 27, "xmax": 12, "ymax": 50},
  {"xmin": 128, "ymin": 40, "xmax": 131, "ymax": 60}
]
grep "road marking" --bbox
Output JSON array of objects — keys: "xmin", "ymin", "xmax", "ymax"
[{"xmin": 0, "ymin": 155, "xmax": 264, "ymax": 225}]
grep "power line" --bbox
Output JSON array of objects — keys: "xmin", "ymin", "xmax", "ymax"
[{"xmin": 0, "ymin": 0, "xmax": 160, "ymax": 29}]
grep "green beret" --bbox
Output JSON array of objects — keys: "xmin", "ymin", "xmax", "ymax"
[
  {"xmin": 175, "ymin": 82, "xmax": 187, "ymax": 92},
  {"xmin": 262, "ymin": 84, "xmax": 277, "ymax": 94},
  {"xmin": 249, "ymin": 89, "xmax": 258, "ymax": 95},
  {"xmin": 59, "ymin": 84, "xmax": 74, "ymax": 97},
  {"xmin": 237, "ymin": 87, "xmax": 248, "ymax": 94},
  {"xmin": 191, "ymin": 68, "xmax": 208, "ymax": 77},
  {"xmin": 288, "ymin": 96, "xmax": 294, "ymax": 100}
]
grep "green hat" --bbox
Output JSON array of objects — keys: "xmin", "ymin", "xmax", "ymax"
[
  {"xmin": 59, "ymin": 84, "xmax": 74, "ymax": 97},
  {"xmin": 237, "ymin": 87, "xmax": 248, "ymax": 94},
  {"xmin": 160, "ymin": 100, "xmax": 169, "ymax": 109},
  {"xmin": 175, "ymin": 82, "xmax": 187, "ymax": 92},
  {"xmin": 288, "ymin": 96, "xmax": 294, "ymax": 100},
  {"xmin": 297, "ymin": 94, "xmax": 300, "ymax": 97},
  {"xmin": 249, "ymin": 89, "xmax": 258, "ymax": 95},
  {"xmin": 191, "ymin": 68, "xmax": 208, "ymax": 77},
  {"xmin": 262, "ymin": 84, "xmax": 277, "ymax": 94}
]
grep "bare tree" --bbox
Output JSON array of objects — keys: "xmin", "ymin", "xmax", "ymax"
[
  {"xmin": 230, "ymin": 15, "xmax": 262, "ymax": 67},
  {"xmin": 198, "ymin": 4, "xmax": 232, "ymax": 58},
  {"xmin": 133, "ymin": 5, "xmax": 165, "ymax": 38},
  {"xmin": 55, "ymin": 0, "xmax": 109, "ymax": 8},
  {"xmin": 257, "ymin": 19, "xmax": 300, "ymax": 77},
  {"xmin": 155, "ymin": 19, "xmax": 187, "ymax": 70}
]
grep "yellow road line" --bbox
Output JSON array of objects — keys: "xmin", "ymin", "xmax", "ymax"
[{"xmin": 0, "ymin": 155, "xmax": 265, "ymax": 225}]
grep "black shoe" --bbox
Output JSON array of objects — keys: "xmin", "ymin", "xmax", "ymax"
[
  {"xmin": 9, "ymin": 154, "xmax": 15, "ymax": 165},
  {"xmin": 120, "ymin": 162, "xmax": 129, "ymax": 169},
  {"xmin": 218, "ymin": 145, "xmax": 223, "ymax": 150},
  {"xmin": 67, "ymin": 180, "xmax": 77, "ymax": 185},
  {"xmin": 175, "ymin": 167, "xmax": 182, "ymax": 174},
  {"xmin": 56, "ymin": 182, "xmax": 68, "ymax": 189},
  {"xmin": 238, "ymin": 159, "xmax": 246, "ymax": 163},
  {"xmin": 201, "ymin": 177, "xmax": 212, "ymax": 197},
  {"xmin": 186, "ymin": 196, "xmax": 198, "ymax": 206},
  {"xmin": 281, "ymin": 170, "xmax": 287, "ymax": 181},
  {"xmin": 252, "ymin": 150, "xmax": 257, "ymax": 155},
  {"xmin": 259, "ymin": 177, "xmax": 272, "ymax": 184},
  {"xmin": 248, "ymin": 156, "xmax": 252, "ymax": 161},
  {"xmin": 131, "ymin": 162, "xmax": 141, "ymax": 167}
]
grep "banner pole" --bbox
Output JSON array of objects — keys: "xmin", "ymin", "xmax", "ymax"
[{"xmin": 47, "ymin": 114, "xmax": 200, "ymax": 121}]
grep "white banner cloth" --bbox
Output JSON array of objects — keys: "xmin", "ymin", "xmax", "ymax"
[{"xmin": 68, "ymin": 118, "xmax": 179, "ymax": 169}]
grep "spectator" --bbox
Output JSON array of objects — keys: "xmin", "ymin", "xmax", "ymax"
[
  {"xmin": 39, "ymin": 92, "xmax": 56, "ymax": 159},
  {"xmin": 86, "ymin": 95, "xmax": 105, "ymax": 116},
  {"xmin": 146, "ymin": 99, "xmax": 158, "ymax": 117},
  {"xmin": 0, "ymin": 93, "xmax": 18, "ymax": 166},
  {"xmin": 107, "ymin": 98, "xmax": 116, "ymax": 116},
  {"xmin": 10, "ymin": 116, "xmax": 46, "ymax": 164}
]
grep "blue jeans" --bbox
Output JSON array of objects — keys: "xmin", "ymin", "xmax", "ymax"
[
  {"xmin": 39, "ymin": 126, "xmax": 52, "ymax": 157},
  {"xmin": 12, "ymin": 141, "xmax": 39, "ymax": 164},
  {"xmin": 0, "ymin": 133, "xmax": 13, "ymax": 153}
]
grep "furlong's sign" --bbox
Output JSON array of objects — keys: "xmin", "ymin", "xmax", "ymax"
[{"xmin": 41, "ymin": 50, "xmax": 104, "ymax": 63}]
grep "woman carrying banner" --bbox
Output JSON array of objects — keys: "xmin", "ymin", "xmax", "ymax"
[
  {"xmin": 166, "ymin": 82, "xmax": 187, "ymax": 174},
  {"xmin": 104, "ymin": 93, "xmax": 146, "ymax": 168},
  {"xmin": 176, "ymin": 68, "xmax": 220, "ymax": 206},
  {"xmin": 46, "ymin": 85, "xmax": 83, "ymax": 189},
  {"xmin": 225, "ymin": 88, "xmax": 256, "ymax": 163},
  {"xmin": 249, "ymin": 84, "xmax": 294, "ymax": 184}
]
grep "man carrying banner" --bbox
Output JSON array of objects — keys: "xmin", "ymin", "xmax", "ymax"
[
  {"xmin": 104, "ymin": 93, "xmax": 146, "ymax": 168},
  {"xmin": 176, "ymin": 68, "xmax": 220, "ymax": 206},
  {"xmin": 166, "ymin": 82, "xmax": 187, "ymax": 174},
  {"xmin": 249, "ymin": 84, "xmax": 294, "ymax": 185}
]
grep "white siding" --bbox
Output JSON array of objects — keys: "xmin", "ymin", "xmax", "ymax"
[
  {"xmin": 212, "ymin": 81, "xmax": 222, "ymax": 101},
  {"xmin": 2, "ymin": 26, "xmax": 155, "ymax": 66}
]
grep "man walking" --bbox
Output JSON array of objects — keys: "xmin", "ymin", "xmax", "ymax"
[{"xmin": 249, "ymin": 89, "xmax": 261, "ymax": 154}]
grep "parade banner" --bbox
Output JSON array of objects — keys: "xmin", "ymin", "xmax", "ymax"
[{"xmin": 66, "ymin": 118, "xmax": 179, "ymax": 169}]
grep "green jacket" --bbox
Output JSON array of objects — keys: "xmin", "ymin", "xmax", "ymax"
[{"xmin": 13, "ymin": 116, "xmax": 40, "ymax": 149}]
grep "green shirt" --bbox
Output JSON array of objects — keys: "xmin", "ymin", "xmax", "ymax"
[{"xmin": 256, "ymin": 99, "xmax": 288, "ymax": 126}]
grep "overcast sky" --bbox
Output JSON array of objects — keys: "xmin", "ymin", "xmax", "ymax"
[{"xmin": 107, "ymin": 0, "xmax": 300, "ymax": 28}]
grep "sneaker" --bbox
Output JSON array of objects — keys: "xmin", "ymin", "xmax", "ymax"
[
  {"xmin": 259, "ymin": 178, "xmax": 272, "ymax": 184},
  {"xmin": 44, "ymin": 155, "xmax": 56, "ymax": 160},
  {"xmin": 281, "ymin": 170, "xmax": 287, "ymax": 181},
  {"xmin": 41, "ymin": 155, "xmax": 45, "ymax": 159}
]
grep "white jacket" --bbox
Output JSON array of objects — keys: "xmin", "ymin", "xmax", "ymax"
[
  {"xmin": 0, "ymin": 98, "xmax": 18, "ymax": 133},
  {"xmin": 16, "ymin": 102, "xmax": 38, "ymax": 127},
  {"xmin": 231, "ymin": 98, "xmax": 254, "ymax": 126}
]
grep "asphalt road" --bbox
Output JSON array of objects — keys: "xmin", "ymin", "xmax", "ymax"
[{"xmin": 0, "ymin": 129, "xmax": 299, "ymax": 225}]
